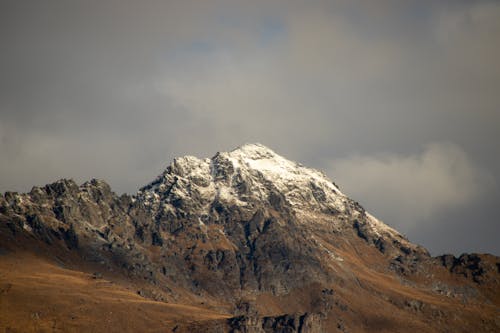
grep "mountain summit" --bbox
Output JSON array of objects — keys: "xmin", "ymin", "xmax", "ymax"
[
  {"xmin": 1, "ymin": 144, "xmax": 499, "ymax": 332},
  {"xmin": 138, "ymin": 143, "xmax": 422, "ymax": 259},
  {"xmin": 140, "ymin": 143, "xmax": 347, "ymax": 213}
]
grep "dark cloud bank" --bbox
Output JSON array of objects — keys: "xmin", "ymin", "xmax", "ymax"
[{"xmin": 1, "ymin": 0, "xmax": 499, "ymax": 255}]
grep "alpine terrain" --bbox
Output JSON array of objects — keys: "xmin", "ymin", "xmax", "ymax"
[{"xmin": 0, "ymin": 143, "xmax": 498, "ymax": 332}]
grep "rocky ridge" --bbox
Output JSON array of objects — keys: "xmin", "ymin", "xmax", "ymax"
[{"xmin": 0, "ymin": 144, "xmax": 499, "ymax": 332}]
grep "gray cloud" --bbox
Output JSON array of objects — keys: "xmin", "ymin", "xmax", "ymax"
[
  {"xmin": 329, "ymin": 142, "xmax": 496, "ymax": 253},
  {"xmin": 0, "ymin": 0, "xmax": 499, "ymax": 254}
]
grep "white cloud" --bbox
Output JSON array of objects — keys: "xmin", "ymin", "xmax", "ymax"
[{"xmin": 329, "ymin": 142, "xmax": 493, "ymax": 231}]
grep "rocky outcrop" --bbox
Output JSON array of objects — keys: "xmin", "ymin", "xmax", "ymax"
[
  {"xmin": 228, "ymin": 313, "xmax": 323, "ymax": 333},
  {"xmin": 437, "ymin": 253, "xmax": 500, "ymax": 284}
]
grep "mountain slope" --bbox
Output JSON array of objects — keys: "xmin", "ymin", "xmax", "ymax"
[
  {"xmin": 1, "ymin": 143, "xmax": 499, "ymax": 332},
  {"xmin": 0, "ymin": 252, "xmax": 230, "ymax": 332}
]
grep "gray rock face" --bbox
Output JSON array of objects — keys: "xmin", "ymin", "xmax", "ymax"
[
  {"xmin": 437, "ymin": 253, "xmax": 500, "ymax": 284},
  {"xmin": 228, "ymin": 313, "xmax": 323, "ymax": 333}
]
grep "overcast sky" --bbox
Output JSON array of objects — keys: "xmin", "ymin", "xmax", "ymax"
[{"xmin": 1, "ymin": 0, "xmax": 499, "ymax": 255}]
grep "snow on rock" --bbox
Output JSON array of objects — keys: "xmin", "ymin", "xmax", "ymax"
[
  {"xmin": 365, "ymin": 212, "xmax": 401, "ymax": 238},
  {"xmin": 137, "ymin": 143, "xmax": 403, "ymax": 240},
  {"xmin": 138, "ymin": 143, "xmax": 349, "ymax": 215},
  {"xmin": 219, "ymin": 143, "xmax": 349, "ymax": 213}
]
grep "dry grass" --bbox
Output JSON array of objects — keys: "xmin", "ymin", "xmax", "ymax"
[{"xmin": 0, "ymin": 252, "xmax": 230, "ymax": 333}]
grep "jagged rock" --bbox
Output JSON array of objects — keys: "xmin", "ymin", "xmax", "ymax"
[
  {"xmin": 436, "ymin": 253, "xmax": 500, "ymax": 284},
  {"xmin": 228, "ymin": 313, "xmax": 322, "ymax": 333}
]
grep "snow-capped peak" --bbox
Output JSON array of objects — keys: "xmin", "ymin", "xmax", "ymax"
[
  {"xmin": 137, "ymin": 143, "xmax": 403, "ymax": 240},
  {"xmin": 226, "ymin": 143, "xmax": 340, "ymax": 192}
]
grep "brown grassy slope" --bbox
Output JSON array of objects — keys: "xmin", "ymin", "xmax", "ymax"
[
  {"xmin": 248, "ymin": 226, "xmax": 500, "ymax": 333},
  {"xmin": 0, "ymin": 252, "xmax": 230, "ymax": 333},
  {"xmin": 0, "ymin": 242, "xmax": 499, "ymax": 332}
]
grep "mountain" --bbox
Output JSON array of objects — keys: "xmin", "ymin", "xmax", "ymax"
[{"xmin": 0, "ymin": 143, "xmax": 498, "ymax": 332}]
